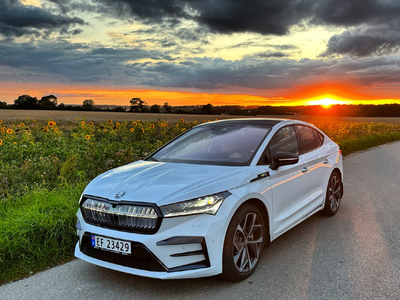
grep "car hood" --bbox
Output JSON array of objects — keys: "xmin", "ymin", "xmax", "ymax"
[{"xmin": 83, "ymin": 160, "xmax": 257, "ymax": 206}]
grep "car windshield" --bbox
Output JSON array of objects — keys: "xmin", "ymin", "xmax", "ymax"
[{"xmin": 149, "ymin": 123, "xmax": 271, "ymax": 166}]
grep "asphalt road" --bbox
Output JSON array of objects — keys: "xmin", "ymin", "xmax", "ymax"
[{"xmin": 1, "ymin": 142, "xmax": 400, "ymax": 300}]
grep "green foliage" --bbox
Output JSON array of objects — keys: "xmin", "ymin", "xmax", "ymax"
[
  {"xmin": 0, "ymin": 183, "xmax": 86, "ymax": 283},
  {"xmin": 339, "ymin": 132, "xmax": 400, "ymax": 156}
]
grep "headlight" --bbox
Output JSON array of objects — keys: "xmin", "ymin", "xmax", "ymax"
[{"xmin": 160, "ymin": 191, "xmax": 231, "ymax": 218}]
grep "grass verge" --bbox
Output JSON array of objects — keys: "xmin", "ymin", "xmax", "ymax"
[
  {"xmin": 0, "ymin": 182, "xmax": 86, "ymax": 284},
  {"xmin": 338, "ymin": 131, "xmax": 400, "ymax": 156},
  {"xmin": 2, "ymin": 131, "xmax": 400, "ymax": 285}
]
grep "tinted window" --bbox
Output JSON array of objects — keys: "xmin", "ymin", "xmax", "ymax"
[
  {"xmin": 268, "ymin": 126, "xmax": 299, "ymax": 160},
  {"xmin": 150, "ymin": 124, "xmax": 271, "ymax": 166},
  {"xmin": 313, "ymin": 130, "xmax": 324, "ymax": 147},
  {"xmin": 297, "ymin": 125, "xmax": 318, "ymax": 153}
]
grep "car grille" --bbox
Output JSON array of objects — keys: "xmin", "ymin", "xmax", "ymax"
[
  {"xmin": 81, "ymin": 196, "xmax": 161, "ymax": 233},
  {"xmin": 80, "ymin": 233, "xmax": 166, "ymax": 272}
]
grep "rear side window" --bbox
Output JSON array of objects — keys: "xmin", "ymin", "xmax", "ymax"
[
  {"xmin": 313, "ymin": 130, "xmax": 324, "ymax": 147},
  {"xmin": 297, "ymin": 125, "xmax": 318, "ymax": 154}
]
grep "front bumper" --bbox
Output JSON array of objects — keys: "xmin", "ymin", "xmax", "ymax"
[{"xmin": 74, "ymin": 195, "xmax": 238, "ymax": 279}]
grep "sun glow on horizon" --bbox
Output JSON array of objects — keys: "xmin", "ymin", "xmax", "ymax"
[{"xmin": 306, "ymin": 97, "xmax": 346, "ymax": 108}]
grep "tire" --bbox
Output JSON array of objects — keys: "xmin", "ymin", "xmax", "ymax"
[
  {"xmin": 320, "ymin": 171, "xmax": 342, "ymax": 216},
  {"xmin": 221, "ymin": 204, "xmax": 265, "ymax": 281}
]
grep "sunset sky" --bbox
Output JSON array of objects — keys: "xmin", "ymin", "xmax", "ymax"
[{"xmin": 1, "ymin": 0, "xmax": 400, "ymax": 107}]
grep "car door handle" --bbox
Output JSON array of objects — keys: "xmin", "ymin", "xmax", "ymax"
[
  {"xmin": 323, "ymin": 159, "xmax": 329, "ymax": 164},
  {"xmin": 301, "ymin": 167, "xmax": 309, "ymax": 173}
]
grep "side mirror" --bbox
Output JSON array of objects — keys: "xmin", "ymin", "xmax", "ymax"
[{"xmin": 270, "ymin": 151, "xmax": 299, "ymax": 170}]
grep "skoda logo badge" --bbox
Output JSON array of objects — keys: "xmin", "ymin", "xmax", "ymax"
[{"xmin": 115, "ymin": 191, "xmax": 125, "ymax": 199}]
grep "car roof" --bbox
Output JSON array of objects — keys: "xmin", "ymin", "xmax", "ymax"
[{"xmin": 197, "ymin": 118, "xmax": 286, "ymax": 128}]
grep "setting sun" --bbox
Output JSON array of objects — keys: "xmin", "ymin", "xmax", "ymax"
[{"xmin": 307, "ymin": 98, "xmax": 345, "ymax": 108}]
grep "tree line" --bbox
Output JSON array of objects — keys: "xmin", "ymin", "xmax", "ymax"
[{"xmin": 2, "ymin": 94, "xmax": 400, "ymax": 117}]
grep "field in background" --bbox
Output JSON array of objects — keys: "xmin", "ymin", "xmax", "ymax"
[
  {"xmin": 2, "ymin": 109, "xmax": 400, "ymax": 123},
  {"xmin": 2, "ymin": 113, "xmax": 400, "ymax": 284}
]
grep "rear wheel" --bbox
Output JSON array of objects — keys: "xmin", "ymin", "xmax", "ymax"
[
  {"xmin": 320, "ymin": 171, "xmax": 342, "ymax": 216},
  {"xmin": 221, "ymin": 204, "xmax": 265, "ymax": 281}
]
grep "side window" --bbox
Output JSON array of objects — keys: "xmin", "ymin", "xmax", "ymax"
[
  {"xmin": 269, "ymin": 126, "xmax": 299, "ymax": 159},
  {"xmin": 297, "ymin": 125, "xmax": 318, "ymax": 154},
  {"xmin": 313, "ymin": 129, "xmax": 324, "ymax": 147}
]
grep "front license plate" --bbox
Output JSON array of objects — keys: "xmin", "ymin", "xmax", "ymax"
[{"xmin": 91, "ymin": 235, "xmax": 131, "ymax": 255}]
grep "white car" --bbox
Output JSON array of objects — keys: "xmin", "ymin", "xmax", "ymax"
[{"xmin": 75, "ymin": 118, "xmax": 343, "ymax": 281}]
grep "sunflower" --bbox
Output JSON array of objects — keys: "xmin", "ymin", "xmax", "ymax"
[
  {"xmin": 13, "ymin": 142, "xmax": 17, "ymax": 145},
  {"xmin": 182, "ymin": 128, "xmax": 186, "ymax": 132},
  {"xmin": 54, "ymin": 127, "xmax": 59, "ymax": 132},
  {"xmin": 33, "ymin": 119, "xmax": 36, "ymax": 122},
  {"xmin": 89, "ymin": 122, "xmax": 94, "ymax": 126},
  {"xmin": 161, "ymin": 123, "xmax": 166, "ymax": 128},
  {"xmin": 85, "ymin": 135, "xmax": 90, "ymax": 140},
  {"xmin": 130, "ymin": 128, "xmax": 134, "ymax": 132},
  {"xmin": 6, "ymin": 128, "xmax": 12, "ymax": 134},
  {"xmin": 108, "ymin": 119, "xmax": 112, "ymax": 124},
  {"xmin": 24, "ymin": 127, "xmax": 30, "ymax": 131},
  {"xmin": 116, "ymin": 122, "xmax": 121, "ymax": 126},
  {"xmin": 103, "ymin": 129, "xmax": 108, "ymax": 133},
  {"xmin": 0, "ymin": 139, "xmax": 2, "ymax": 145},
  {"xmin": 1, "ymin": 127, "xmax": 5, "ymax": 133},
  {"xmin": 0, "ymin": 119, "xmax": 3, "ymax": 124},
  {"xmin": 179, "ymin": 118, "xmax": 184, "ymax": 123},
  {"xmin": 150, "ymin": 124, "xmax": 155, "ymax": 129},
  {"xmin": 132, "ymin": 122, "xmax": 137, "ymax": 127},
  {"xmin": 42, "ymin": 126, "xmax": 49, "ymax": 132},
  {"xmin": 80, "ymin": 121, "xmax": 85, "ymax": 126},
  {"xmin": 76, "ymin": 117, "xmax": 79, "ymax": 120},
  {"xmin": 15, "ymin": 128, "xmax": 21, "ymax": 134},
  {"xmin": 19, "ymin": 122, "xmax": 25, "ymax": 127},
  {"xmin": 141, "ymin": 128, "xmax": 145, "ymax": 133},
  {"xmin": 48, "ymin": 121, "xmax": 56, "ymax": 128}
]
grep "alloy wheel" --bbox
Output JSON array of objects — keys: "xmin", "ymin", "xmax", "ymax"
[{"xmin": 233, "ymin": 212, "xmax": 264, "ymax": 273}]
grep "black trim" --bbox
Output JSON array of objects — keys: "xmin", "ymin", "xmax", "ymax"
[
  {"xmin": 156, "ymin": 236, "xmax": 204, "ymax": 245},
  {"xmin": 80, "ymin": 232, "xmax": 167, "ymax": 272},
  {"xmin": 168, "ymin": 261, "xmax": 209, "ymax": 272},
  {"xmin": 170, "ymin": 250, "xmax": 204, "ymax": 257},
  {"xmin": 80, "ymin": 195, "xmax": 163, "ymax": 234},
  {"xmin": 157, "ymin": 236, "xmax": 211, "ymax": 268},
  {"xmin": 250, "ymin": 172, "xmax": 270, "ymax": 183}
]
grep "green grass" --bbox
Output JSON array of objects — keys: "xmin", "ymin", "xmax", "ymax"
[
  {"xmin": 338, "ymin": 131, "xmax": 400, "ymax": 156},
  {"xmin": 0, "ymin": 183, "xmax": 86, "ymax": 284},
  {"xmin": 2, "ymin": 118, "xmax": 400, "ymax": 285}
]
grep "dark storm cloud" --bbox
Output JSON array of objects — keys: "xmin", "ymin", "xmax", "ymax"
[
  {"xmin": 0, "ymin": 0, "xmax": 85, "ymax": 37},
  {"xmin": 65, "ymin": 0, "xmax": 313, "ymax": 35},
  {"xmin": 321, "ymin": 19, "xmax": 400, "ymax": 57},
  {"xmin": 123, "ymin": 55, "xmax": 400, "ymax": 90}
]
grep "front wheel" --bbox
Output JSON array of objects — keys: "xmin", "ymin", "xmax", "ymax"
[
  {"xmin": 221, "ymin": 204, "xmax": 265, "ymax": 281},
  {"xmin": 320, "ymin": 171, "xmax": 342, "ymax": 216}
]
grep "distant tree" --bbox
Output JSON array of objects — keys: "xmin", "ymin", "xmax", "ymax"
[
  {"xmin": 39, "ymin": 94, "xmax": 57, "ymax": 109},
  {"xmin": 14, "ymin": 95, "xmax": 39, "ymax": 109},
  {"xmin": 129, "ymin": 98, "xmax": 147, "ymax": 112},
  {"xmin": 0, "ymin": 101, "xmax": 8, "ymax": 109},
  {"xmin": 113, "ymin": 106, "xmax": 126, "ymax": 112},
  {"xmin": 201, "ymin": 103, "xmax": 214, "ymax": 114},
  {"xmin": 82, "ymin": 99, "xmax": 95, "ymax": 110},
  {"xmin": 163, "ymin": 102, "xmax": 172, "ymax": 113},
  {"xmin": 150, "ymin": 104, "xmax": 161, "ymax": 113},
  {"xmin": 57, "ymin": 103, "xmax": 66, "ymax": 110}
]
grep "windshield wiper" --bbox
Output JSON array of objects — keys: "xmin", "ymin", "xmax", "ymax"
[{"xmin": 147, "ymin": 157, "xmax": 159, "ymax": 162}]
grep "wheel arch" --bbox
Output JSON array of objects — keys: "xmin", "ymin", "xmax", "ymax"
[
  {"xmin": 240, "ymin": 198, "xmax": 271, "ymax": 248},
  {"xmin": 332, "ymin": 167, "xmax": 344, "ymax": 197}
]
